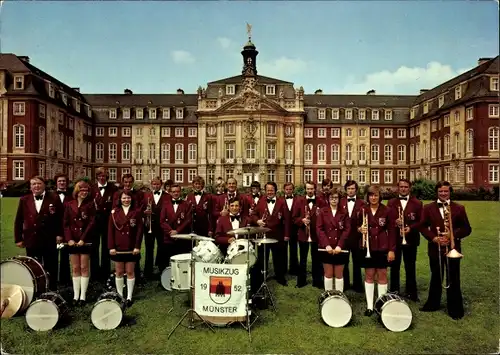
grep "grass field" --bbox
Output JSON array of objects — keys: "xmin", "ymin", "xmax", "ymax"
[{"xmin": 0, "ymin": 197, "xmax": 499, "ymax": 354}]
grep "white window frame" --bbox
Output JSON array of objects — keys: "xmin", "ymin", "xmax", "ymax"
[
  {"xmin": 96, "ymin": 143, "xmax": 104, "ymax": 161},
  {"xmin": 332, "ymin": 109, "xmax": 339, "ymax": 120},
  {"xmin": 96, "ymin": 127, "xmax": 104, "ymax": 136},
  {"xmin": 226, "ymin": 85, "xmax": 235, "ymax": 95},
  {"xmin": 304, "ymin": 169, "xmax": 313, "ymax": 182},
  {"xmin": 358, "ymin": 109, "xmax": 366, "ymax": 120},
  {"xmin": 149, "ymin": 108, "xmax": 157, "ymax": 119},
  {"xmin": 175, "ymin": 169, "xmax": 184, "ymax": 183},
  {"xmin": 122, "ymin": 127, "xmax": 131, "ymax": 137},
  {"xmin": 466, "ymin": 164, "xmax": 473, "ymax": 184},
  {"xmin": 136, "ymin": 108, "xmax": 144, "ymax": 119},
  {"xmin": 331, "ymin": 128, "xmax": 340, "ymax": 138},
  {"xmin": 188, "ymin": 127, "xmax": 197, "ymax": 137},
  {"xmin": 162, "ymin": 108, "xmax": 170, "ymax": 119},
  {"xmin": 265, "ymin": 85, "xmax": 276, "ymax": 96},
  {"xmin": 176, "ymin": 108, "xmax": 184, "ymax": 119},
  {"xmin": 397, "ymin": 128, "xmax": 406, "ymax": 138},
  {"xmin": 384, "ymin": 110, "xmax": 392, "ymax": 120},
  {"xmin": 318, "ymin": 128, "xmax": 326, "ymax": 138},
  {"xmin": 13, "ymin": 124, "xmax": 25, "ymax": 149},
  {"xmin": 108, "ymin": 127, "xmax": 117, "ymax": 137},
  {"xmin": 384, "ymin": 128, "xmax": 393, "ymax": 138},
  {"xmin": 13, "ymin": 160, "xmax": 25, "ymax": 180},
  {"xmin": 123, "ymin": 108, "xmax": 131, "ymax": 119},
  {"xmin": 318, "ymin": 109, "xmax": 326, "ymax": 120},
  {"xmin": 489, "ymin": 104, "xmax": 499, "ymax": 118},
  {"xmin": 371, "ymin": 128, "xmax": 380, "ymax": 138},
  {"xmin": 371, "ymin": 110, "xmax": 379, "ymax": 120},
  {"xmin": 13, "ymin": 102, "xmax": 25, "ymax": 116},
  {"xmin": 109, "ymin": 109, "xmax": 117, "ymax": 119},
  {"xmin": 175, "ymin": 127, "xmax": 184, "ymax": 137},
  {"xmin": 161, "ymin": 127, "xmax": 171, "ymax": 137},
  {"xmin": 491, "ymin": 77, "xmax": 499, "ymax": 91},
  {"xmin": 371, "ymin": 169, "xmax": 379, "ymax": 184},
  {"xmin": 304, "ymin": 128, "xmax": 313, "ymax": 138},
  {"xmin": 489, "ymin": 164, "xmax": 499, "ymax": 183},
  {"xmin": 345, "ymin": 109, "xmax": 353, "ymax": 120},
  {"xmin": 14, "ymin": 75, "xmax": 24, "ymax": 90}
]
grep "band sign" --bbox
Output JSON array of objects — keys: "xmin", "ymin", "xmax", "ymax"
[{"xmin": 194, "ymin": 263, "xmax": 248, "ymax": 317}]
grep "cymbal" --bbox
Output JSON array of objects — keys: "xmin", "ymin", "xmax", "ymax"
[
  {"xmin": 251, "ymin": 238, "xmax": 278, "ymax": 244},
  {"xmin": 173, "ymin": 233, "xmax": 214, "ymax": 241},
  {"xmin": 227, "ymin": 226, "xmax": 271, "ymax": 235},
  {"xmin": 0, "ymin": 284, "xmax": 26, "ymax": 319}
]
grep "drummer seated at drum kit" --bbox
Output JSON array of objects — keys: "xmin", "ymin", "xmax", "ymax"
[{"xmin": 215, "ymin": 198, "xmax": 266, "ymax": 309}]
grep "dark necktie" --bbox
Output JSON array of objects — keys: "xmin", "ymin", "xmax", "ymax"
[
  {"xmin": 99, "ymin": 186, "xmax": 105, "ymax": 191},
  {"xmin": 154, "ymin": 191, "xmax": 161, "ymax": 195},
  {"xmin": 57, "ymin": 190, "xmax": 66, "ymax": 195},
  {"xmin": 229, "ymin": 194, "xmax": 235, "ymax": 199},
  {"xmin": 286, "ymin": 196, "xmax": 293, "ymax": 199},
  {"xmin": 307, "ymin": 198, "xmax": 315, "ymax": 204},
  {"xmin": 194, "ymin": 191, "xmax": 202, "ymax": 196},
  {"xmin": 348, "ymin": 198, "xmax": 355, "ymax": 203},
  {"xmin": 172, "ymin": 200, "xmax": 181, "ymax": 205},
  {"xmin": 231, "ymin": 215, "xmax": 240, "ymax": 222},
  {"xmin": 253, "ymin": 194, "xmax": 259, "ymax": 198},
  {"xmin": 267, "ymin": 199, "xmax": 275, "ymax": 204},
  {"xmin": 437, "ymin": 202, "xmax": 445, "ymax": 208},
  {"xmin": 399, "ymin": 196, "xmax": 408, "ymax": 201},
  {"xmin": 35, "ymin": 195, "xmax": 43, "ymax": 201}
]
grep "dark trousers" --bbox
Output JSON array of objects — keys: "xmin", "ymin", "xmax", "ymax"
[
  {"xmin": 58, "ymin": 247, "xmax": 71, "ymax": 285},
  {"xmin": 27, "ymin": 245, "xmax": 58, "ymax": 290},
  {"xmin": 144, "ymin": 229, "xmax": 163, "ymax": 276},
  {"xmin": 288, "ymin": 232, "xmax": 299, "ymax": 273},
  {"xmin": 344, "ymin": 248, "xmax": 363, "ymax": 290},
  {"xmin": 90, "ymin": 218, "xmax": 111, "ymax": 281},
  {"xmin": 251, "ymin": 241, "xmax": 286, "ymax": 290},
  {"xmin": 425, "ymin": 253, "xmax": 464, "ymax": 318},
  {"xmin": 390, "ymin": 244, "xmax": 418, "ymax": 296},
  {"xmin": 298, "ymin": 241, "xmax": 322, "ymax": 285}
]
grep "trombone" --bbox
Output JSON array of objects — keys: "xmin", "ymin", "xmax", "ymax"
[
  {"xmin": 398, "ymin": 206, "xmax": 408, "ymax": 246},
  {"xmin": 361, "ymin": 209, "xmax": 371, "ymax": 258},
  {"xmin": 437, "ymin": 202, "xmax": 463, "ymax": 289},
  {"xmin": 305, "ymin": 205, "xmax": 312, "ymax": 243}
]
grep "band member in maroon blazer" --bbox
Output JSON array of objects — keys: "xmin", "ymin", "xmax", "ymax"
[
  {"xmin": 63, "ymin": 180, "xmax": 95, "ymax": 305},
  {"xmin": 214, "ymin": 178, "xmax": 250, "ymax": 221},
  {"xmin": 214, "ymin": 178, "xmax": 226, "ymax": 196},
  {"xmin": 14, "ymin": 176, "xmax": 64, "ymax": 290},
  {"xmin": 419, "ymin": 181, "xmax": 471, "ymax": 320},
  {"xmin": 185, "ymin": 176, "xmax": 214, "ymax": 237},
  {"xmin": 339, "ymin": 180, "xmax": 365, "ymax": 293},
  {"xmin": 54, "ymin": 173, "xmax": 73, "ymax": 286},
  {"xmin": 387, "ymin": 179, "xmax": 423, "ymax": 301},
  {"xmin": 108, "ymin": 190, "xmax": 144, "ymax": 307},
  {"xmin": 357, "ymin": 185, "xmax": 396, "ymax": 316},
  {"xmin": 163, "ymin": 179, "xmax": 173, "ymax": 195},
  {"xmin": 143, "ymin": 177, "xmax": 170, "ymax": 278},
  {"xmin": 90, "ymin": 167, "xmax": 118, "ymax": 280},
  {"xmin": 247, "ymin": 181, "xmax": 262, "ymax": 210},
  {"xmin": 251, "ymin": 182, "xmax": 289, "ymax": 286},
  {"xmin": 318, "ymin": 178, "xmax": 333, "ymax": 208},
  {"xmin": 293, "ymin": 181, "xmax": 323, "ymax": 288},
  {"xmin": 316, "ymin": 189, "xmax": 351, "ymax": 292},
  {"xmin": 160, "ymin": 184, "xmax": 193, "ymax": 260},
  {"xmin": 282, "ymin": 182, "xmax": 300, "ymax": 275}
]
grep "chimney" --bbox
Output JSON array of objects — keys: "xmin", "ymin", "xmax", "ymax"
[
  {"xmin": 314, "ymin": 89, "xmax": 323, "ymax": 95},
  {"xmin": 366, "ymin": 89, "xmax": 376, "ymax": 95},
  {"xmin": 420, "ymin": 89, "xmax": 429, "ymax": 94},
  {"xmin": 478, "ymin": 58, "xmax": 492, "ymax": 66},
  {"xmin": 18, "ymin": 56, "xmax": 30, "ymax": 63},
  {"xmin": 177, "ymin": 88, "xmax": 184, "ymax": 95},
  {"xmin": 72, "ymin": 87, "xmax": 80, "ymax": 93},
  {"xmin": 124, "ymin": 88, "xmax": 133, "ymax": 95}
]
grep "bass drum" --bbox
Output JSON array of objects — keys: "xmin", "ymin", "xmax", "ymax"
[
  {"xmin": 226, "ymin": 240, "xmax": 257, "ymax": 267},
  {"xmin": 160, "ymin": 267, "xmax": 172, "ymax": 291},
  {"xmin": 318, "ymin": 290, "xmax": 352, "ymax": 328},
  {"xmin": 0, "ymin": 256, "xmax": 49, "ymax": 309},
  {"xmin": 91, "ymin": 292, "xmax": 126, "ymax": 330},
  {"xmin": 375, "ymin": 293, "xmax": 412, "ymax": 332},
  {"xmin": 25, "ymin": 292, "xmax": 68, "ymax": 331}
]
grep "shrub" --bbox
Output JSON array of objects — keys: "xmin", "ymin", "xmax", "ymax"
[{"xmin": 411, "ymin": 179, "xmax": 436, "ymax": 200}]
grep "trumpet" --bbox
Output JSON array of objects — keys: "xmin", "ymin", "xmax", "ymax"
[
  {"xmin": 398, "ymin": 206, "xmax": 407, "ymax": 245},
  {"xmin": 146, "ymin": 197, "xmax": 152, "ymax": 234},
  {"xmin": 305, "ymin": 206, "xmax": 312, "ymax": 243},
  {"xmin": 223, "ymin": 197, "xmax": 229, "ymax": 213},
  {"xmin": 361, "ymin": 209, "xmax": 371, "ymax": 258}
]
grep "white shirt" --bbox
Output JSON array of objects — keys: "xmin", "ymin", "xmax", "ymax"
[
  {"xmin": 437, "ymin": 199, "xmax": 451, "ymax": 219},
  {"xmin": 34, "ymin": 193, "xmax": 45, "ymax": 213},
  {"xmin": 347, "ymin": 196, "xmax": 356, "ymax": 217},
  {"xmin": 122, "ymin": 205, "xmax": 130, "ymax": 216},
  {"xmin": 331, "ymin": 209, "xmax": 337, "ymax": 218},
  {"xmin": 194, "ymin": 191, "xmax": 202, "ymax": 205},
  {"xmin": 266, "ymin": 197, "xmax": 276, "ymax": 215},
  {"xmin": 98, "ymin": 182, "xmax": 107, "ymax": 197},
  {"xmin": 399, "ymin": 195, "xmax": 409, "ymax": 210},
  {"xmin": 285, "ymin": 196, "xmax": 293, "ymax": 211},
  {"xmin": 306, "ymin": 195, "xmax": 315, "ymax": 211},
  {"xmin": 230, "ymin": 214, "xmax": 240, "ymax": 233},
  {"xmin": 58, "ymin": 192, "xmax": 66, "ymax": 204},
  {"xmin": 153, "ymin": 190, "xmax": 162, "ymax": 204}
]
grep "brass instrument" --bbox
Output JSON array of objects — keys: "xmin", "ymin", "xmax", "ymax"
[
  {"xmin": 223, "ymin": 197, "xmax": 229, "ymax": 213},
  {"xmin": 443, "ymin": 203, "xmax": 463, "ymax": 259},
  {"xmin": 436, "ymin": 226, "xmax": 450, "ymax": 289},
  {"xmin": 146, "ymin": 197, "xmax": 152, "ymax": 234},
  {"xmin": 361, "ymin": 209, "xmax": 371, "ymax": 258},
  {"xmin": 305, "ymin": 205, "xmax": 312, "ymax": 243},
  {"xmin": 398, "ymin": 206, "xmax": 407, "ymax": 246}
]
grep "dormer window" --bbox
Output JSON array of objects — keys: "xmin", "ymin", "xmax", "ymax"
[
  {"xmin": 358, "ymin": 109, "xmax": 366, "ymax": 120},
  {"xmin": 109, "ymin": 109, "xmax": 117, "ymax": 119},
  {"xmin": 372, "ymin": 109, "xmax": 379, "ymax": 120},
  {"xmin": 123, "ymin": 108, "xmax": 131, "ymax": 119},
  {"xmin": 455, "ymin": 86, "xmax": 462, "ymax": 100},
  {"xmin": 61, "ymin": 92, "xmax": 67, "ymax": 105},
  {"xmin": 345, "ymin": 109, "xmax": 353, "ymax": 120},
  {"xmin": 176, "ymin": 108, "xmax": 184, "ymax": 119},
  {"xmin": 384, "ymin": 110, "xmax": 392, "ymax": 120},
  {"xmin": 162, "ymin": 108, "xmax": 170, "ymax": 119},
  {"xmin": 318, "ymin": 109, "xmax": 326, "ymax": 120},
  {"xmin": 438, "ymin": 95, "xmax": 444, "ymax": 108},
  {"xmin": 266, "ymin": 85, "xmax": 276, "ymax": 95},
  {"xmin": 48, "ymin": 83, "xmax": 55, "ymax": 98},
  {"xmin": 410, "ymin": 106, "xmax": 417, "ymax": 119},
  {"xmin": 14, "ymin": 75, "xmax": 24, "ymax": 90},
  {"xmin": 75, "ymin": 100, "xmax": 80, "ymax": 113},
  {"xmin": 332, "ymin": 109, "xmax": 339, "ymax": 120},
  {"xmin": 86, "ymin": 105, "xmax": 92, "ymax": 117},
  {"xmin": 423, "ymin": 102, "xmax": 428, "ymax": 114},
  {"xmin": 491, "ymin": 77, "xmax": 499, "ymax": 91},
  {"xmin": 226, "ymin": 85, "xmax": 235, "ymax": 95},
  {"xmin": 136, "ymin": 108, "xmax": 143, "ymax": 119},
  {"xmin": 149, "ymin": 108, "xmax": 157, "ymax": 119}
]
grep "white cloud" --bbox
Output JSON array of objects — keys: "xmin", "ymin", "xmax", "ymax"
[
  {"xmin": 217, "ymin": 37, "xmax": 232, "ymax": 49},
  {"xmin": 259, "ymin": 57, "xmax": 308, "ymax": 79},
  {"xmin": 340, "ymin": 62, "xmax": 473, "ymax": 95},
  {"xmin": 171, "ymin": 50, "xmax": 195, "ymax": 64}
]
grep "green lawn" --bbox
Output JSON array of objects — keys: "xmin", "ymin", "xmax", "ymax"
[{"xmin": 0, "ymin": 198, "xmax": 498, "ymax": 354}]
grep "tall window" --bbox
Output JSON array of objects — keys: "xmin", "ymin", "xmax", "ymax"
[
  {"xmin": 136, "ymin": 143, "xmax": 143, "ymax": 159},
  {"xmin": 188, "ymin": 143, "xmax": 197, "ymax": 161},
  {"xmin": 489, "ymin": 127, "xmax": 499, "ymax": 151},
  {"xmin": 431, "ymin": 139, "xmax": 437, "ymax": 159},
  {"xmin": 304, "ymin": 144, "xmax": 313, "ymax": 162},
  {"xmin": 454, "ymin": 133, "xmax": 460, "ymax": 156},
  {"xmin": 149, "ymin": 143, "xmax": 156, "ymax": 160},
  {"xmin": 444, "ymin": 135, "xmax": 450, "ymax": 156},
  {"xmin": 69, "ymin": 137, "xmax": 74, "ymax": 158},
  {"xmin": 384, "ymin": 144, "xmax": 393, "ymax": 163},
  {"xmin": 331, "ymin": 144, "xmax": 340, "ymax": 162},
  {"xmin": 39, "ymin": 127, "xmax": 45, "ymax": 153},
  {"xmin": 466, "ymin": 129, "xmax": 473, "ymax": 153},
  {"xmin": 161, "ymin": 143, "xmax": 170, "ymax": 161},
  {"xmin": 246, "ymin": 142, "xmax": 256, "ymax": 159},
  {"xmin": 358, "ymin": 170, "xmax": 366, "ymax": 184},
  {"xmin": 267, "ymin": 142, "xmax": 276, "ymax": 160},
  {"xmin": 397, "ymin": 145, "xmax": 406, "ymax": 162},
  {"xmin": 109, "ymin": 143, "xmax": 117, "ymax": 161},
  {"xmin": 331, "ymin": 169, "xmax": 340, "ymax": 184},
  {"xmin": 371, "ymin": 144, "xmax": 379, "ymax": 162},
  {"xmin": 162, "ymin": 168, "xmax": 170, "ymax": 182},
  {"xmin": 318, "ymin": 144, "xmax": 326, "ymax": 162},
  {"xmin": 358, "ymin": 144, "xmax": 366, "ymax": 161},
  {"xmin": 122, "ymin": 143, "xmax": 130, "ymax": 161},
  {"xmin": 59, "ymin": 133, "xmax": 64, "ymax": 154},
  {"xmin": 371, "ymin": 169, "xmax": 379, "ymax": 184},
  {"xmin": 304, "ymin": 170, "xmax": 312, "ymax": 182},
  {"xmin": 96, "ymin": 143, "xmax": 104, "ymax": 160},
  {"xmin": 285, "ymin": 143, "xmax": 294, "ymax": 161},
  {"xmin": 207, "ymin": 143, "xmax": 216, "ymax": 160},
  {"xmin": 410, "ymin": 144, "xmax": 414, "ymax": 162},
  {"xmin": 175, "ymin": 143, "xmax": 184, "ymax": 161},
  {"xmin": 135, "ymin": 168, "xmax": 143, "ymax": 181},
  {"xmin": 345, "ymin": 144, "xmax": 352, "ymax": 161},
  {"xmin": 225, "ymin": 142, "xmax": 235, "ymax": 159},
  {"xmin": 267, "ymin": 170, "xmax": 276, "ymax": 182},
  {"xmin": 489, "ymin": 164, "xmax": 499, "ymax": 183},
  {"xmin": 13, "ymin": 161, "xmax": 24, "ymax": 180},
  {"xmin": 14, "ymin": 124, "xmax": 25, "ymax": 148},
  {"xmin": 285, "ymin": 169, "xmax": 293, "ymax": 183}
]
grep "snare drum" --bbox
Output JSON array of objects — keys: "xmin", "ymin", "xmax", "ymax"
[
  {"xmin": 25, "ymin": 292, "xmax": 68, "ymax": 331},
  {"xmin": 160, "ymin": 267, "xmax": 172, "ymax": 291},
  {"xmin": 0, "ymin": 256, "xmax": 49, "ymax": 309},
  {"xmin": 91, "ymin": 292, "xmax": 126, "ymax": 330},
  {"xmin": 193, "ymin": 241, "xmax": 224, "ymax": 264},
  {"xmin": 170, "ymin": 253, "xmax": 192, "ymax": 291},
  {"xmin": 375, "ymin": 293, "xmax": 412, "ymax": 332},
  {"xmin": 226, "ymin": 240, "xmax": 257, "ymax": 267},
  {"xmin": 318, "ymin": 290, "xmax": 352, "ymax": 328}
]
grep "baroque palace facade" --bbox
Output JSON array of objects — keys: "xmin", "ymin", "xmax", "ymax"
[{"xmin": 0, "ymin": 41, "xmax": 499, "ymax": 189}]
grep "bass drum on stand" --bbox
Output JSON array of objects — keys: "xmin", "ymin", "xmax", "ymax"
[
  {"xmin": 193, "ymin": 241, "xmax": 224, "ymax": 264},
  {"xmin": 374, "ymin": 293, "xmax": 412, "ymax": 332},
  {"xmin": 318, "ymin": 290, "xmax": 352, "ymax": 328},
  {"xmin": 225, "ymin": 240, "xmax": 257, "ymax": 267},
  {"xmin": 25, "ymin": 292, "xmax": 68, "ymax": 331},
  {"xmin": 91, "ymin": 292, "xmax": 126, "ymax": 330}
]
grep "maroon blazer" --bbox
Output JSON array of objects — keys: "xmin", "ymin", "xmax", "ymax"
[
  {"xmin": 143, "ymin": 191, "xmax": 170, "ymax": 227},
  {"xmin": 292, "ymin": 196, "xmax": 321, "ymax": 243},
  {"xmin": 250, "ymin": 196, "xmax": 289, "ymax": 241},
  {"xmin": 14, "ymin": 191, "xmax": 64, "ymax": 248},
  {"xmin": 316, "ymin": 208, "xmax": 351, "ymax": 249},
  {"xmin": 91, "ymin": 183, "xmax": 117, "ymax": 217},
  {"xmin": 356, "ymin": 204, "xmax": 397, "ymax": 252},
  {"xmin": 107, "ymin": 207, "xmax": 144, "ymax": 251},
  {"xmin": 281, "ymin": 195, "xmax": 300, "ymax": 235},
  {"xmin": 317, "ymin": 192, "xmax": 330, "ymax": 209},
  {"xmin": 215, "ymin": 215, "xmax": 250, "ymax": 245},
  {"xmin": 213, "ymin": 192, "xmax": 251, "ymax": 220},
  {"xmin": 339, "ymin": 197, "xmax": 366, "ymax": 249},
  {"xmin": 160, "ymin": 198, "xmax": 193, "ymax": 244},
  {"xmin": 186, "ymin": 191, "xmax": 214, "ymax": 235},
  {"xmin": 387, "ymin": 196, "xmax": 423, "ymax": 247},
  {"xmin": 419, "ymin": 201, "xmax": 471, "ymax": 255},
  {"xmin": 113, "ymin": 189, "xmax": 145, "ymax": 211},
  {"xmin": 63, "ymin": 199, "xmax": 96, "ymax": 243}
]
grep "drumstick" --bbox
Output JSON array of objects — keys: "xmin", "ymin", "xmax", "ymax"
[
  {"xmin": 114, "ymin": 251, "xmax": 134, "ymax": 255},
  {"xmin": 318, "ymin": 248, "xmax": 349, "ymax": 253},
  {"xmin": 59, "ymin": 243, "xmax": 93, "ymax": 246}
]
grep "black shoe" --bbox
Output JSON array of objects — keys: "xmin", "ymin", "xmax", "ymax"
[
  {"xmin": 276, "ymin": 278, "xmax": 288, "ymax": 286},
  {"xmin": 126, "ymin": 299, "xmax": 133, "ymax": 308},
  {"xmin": 352, "ymin": 284, "xmax": 364, "ymax": 293},
  {"xmin": 450, "ymin": 313, "xmax": 464, "ymax": 320},
  {"xmin": 295, "ymin": 280, "xmax": 307, "ymax": 288},
  {"xmin": 406, "ymin": 293, "xmax": 420, "ymax": 302},
  {"xmin": 312, "ymin": 282, "xmax": 324, "ymax": 289},
  {"xmin": 78, "ymin": 300, "xmax": 87, "ymax": 307},
  {"xmin": 71, "ymin": 299, "xmax": 79, "ymax": 307},
  {"xmin": 420, "ymin": 303, "xmax": 439, "ymax": 312},
  {"xmin": 288, "ymin": 268, "xmax": 299, "ymax": 276},
  {"xmin": 364, "ymin": 309, "xmax": 374, "ymax": 316}
]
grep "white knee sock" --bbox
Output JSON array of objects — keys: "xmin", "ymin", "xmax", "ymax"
[
  {"xmin": 324, "ymin": 277, "xmax": 333, "ymax": 291},
  {"xmin": 378, "ymin": 283, "xmax": 388, "ymax": 299},
  {"xmin": 127, "ymin": 278, "xmax": 135, "ymax": 301},
  {"xmin": 365, "ymin": 282, "xmax": 375, "ymax": 310},
  {"xmin": 80, "ymin": 276, "xmax": 89, "ymax": 301},
  {"xmin": 115, "ymin": 277, "xmax": 125, "ymax": 297},
  {"xmin": 335, "ymin": 278, "xmax": 344, "ymax": 292},
  {"xmin": 72, "ymin": 277, "xmax": 81, "ymax": 301}
]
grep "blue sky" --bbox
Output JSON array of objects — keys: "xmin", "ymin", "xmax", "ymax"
[{"xmin": 1, "ymin": 1, "xmax": 498, "ymax": 95}]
